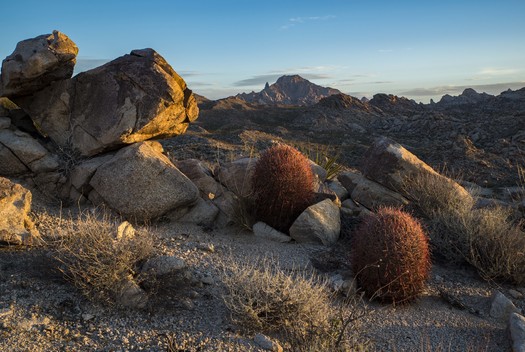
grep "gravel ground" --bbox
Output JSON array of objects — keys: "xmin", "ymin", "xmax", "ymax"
[{"xmin": 1, "ymin": 181, "xmax": 523, "ymax": 351}]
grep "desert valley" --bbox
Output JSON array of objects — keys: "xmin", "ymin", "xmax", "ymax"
[{"xmin": 0, "ymin": 31, "xmax": 525, "ymax": 352}]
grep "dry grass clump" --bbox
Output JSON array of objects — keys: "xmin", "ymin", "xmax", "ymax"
[
  {"xmin": 405, "ymin": 172, "xmax": 525, "ymax": 284},
  {"xmin": 219, "ymin": 257, "xmax": 367, "ymax": 351},
  {"xmin": 52, "ymin": 209, "xmax": 154, "ymax": 304}
]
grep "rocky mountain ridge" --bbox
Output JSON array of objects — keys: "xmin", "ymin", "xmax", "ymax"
[
  {"xmin": 197, "ymin": 78, "xmax": 525, "ymax": 188},
  {"xmin": 226, "ymin": 74, "xmax": 525, "ymax": 116},
  {"xmin": 236, "ymin": 74, "xmax": 341, "ymax": 106}
]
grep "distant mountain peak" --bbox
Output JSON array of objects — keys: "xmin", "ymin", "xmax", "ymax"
[{"xmin": 236, "ymin": 74, "xmax": 341, "ymax": 106}]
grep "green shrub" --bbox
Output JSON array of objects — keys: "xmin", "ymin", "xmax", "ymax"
[
  {"xmin": 351, "ymin": 207, "xmax": 431, "ymax": 303},
  {"xmin": 251, "ymin": 144, "xmax": 314, "ymax": 232}
]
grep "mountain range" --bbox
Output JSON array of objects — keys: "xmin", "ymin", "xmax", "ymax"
[
  {"xmin": 195, "ymin": 75, "xmax": 525, "ymax": 188},
  {"xmin": 204, "ymin": 74, "xmax": 525, "ymax": 115}
]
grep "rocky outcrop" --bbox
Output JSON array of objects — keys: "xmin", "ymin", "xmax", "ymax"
[
  {"xmin": 13, "ymin": 48, "xmax": 198, "ymax": 156},
  {"xmin": 361, "ymin": 137, "xmax": 471, "ymax": 202},
  {"xmin": 236, "ymin": 75, "xmax": 341, "ymax": 106},
  {"xmin": 0, "ymin": 31, "xmax": 78, "ymax": 97},
  {"xmin": 436, "ymin": 88, "xmax": 493, "ymax": 108},
  {"xmin": 0, "ymin": 177, "xmax": 39, "ymax": 245},
  {"xmin": 369, "ymin": 93, "xmax": 423, "ymax": 115},
  {"xmin": 0, "ymin": 31, "xmax": 200, "ymax": 217},
  {"xmin": 89, "ymin": 141, "xmax": 199, "ymax": 221}
]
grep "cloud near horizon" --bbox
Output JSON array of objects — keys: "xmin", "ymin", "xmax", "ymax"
[{"xmin": 399, "ymin": 81, "xmax": 525, "ymax": 97}]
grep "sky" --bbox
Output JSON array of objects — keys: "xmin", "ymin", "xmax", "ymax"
[{"xmin": 1, "ymin": 0, "xmax": 524, "ymax": 102}]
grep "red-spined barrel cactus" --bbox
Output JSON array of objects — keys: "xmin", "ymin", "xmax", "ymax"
[
  {"xmin": 352, "ymin": 207, "xmax": 430, "ymax": 303},
  {"xmin": 252, "ymin": 144, "xmax": 315, "ymax": 233}
]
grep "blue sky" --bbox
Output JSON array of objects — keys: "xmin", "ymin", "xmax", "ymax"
[{"xmin": 1, "ymin": 0, "xmax": 524, "ymax": 102}]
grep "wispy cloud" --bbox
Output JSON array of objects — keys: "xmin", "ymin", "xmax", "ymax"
[
  {"xmin": 468, "ymin": 67, "xmax": 521, "ymax": 81},
  {"xmin": 378, "ymin": 49, "xmax": 393, "ymax": 53},
  {"xmin": 399, "ymin": 81, "xmax": 525, "ymax": 97},
  {"xmin": 281, "ymin": 15, "xmax": 335, "ymax": 30},
  {"xmin": 178, "ymin": 70, "xmax": 202, "ymax": 77}
]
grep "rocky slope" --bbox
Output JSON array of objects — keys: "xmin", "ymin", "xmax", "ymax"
[
  {"xmin": 236, "ymin": 75, "xmax": 341, "ymax": 106},
  {"xmin": 197, "ymin": 85, "xmax": 525, "ymax": 187}
]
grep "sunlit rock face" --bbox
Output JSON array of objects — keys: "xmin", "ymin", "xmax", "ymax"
[{"xmin": 12, "ymin": 48, "xmax": 199, "ymax": 156}]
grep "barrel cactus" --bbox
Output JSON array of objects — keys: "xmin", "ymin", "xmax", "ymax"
[
  {"xmin": 352, "ymin": 207, "xmax": 430, "ymax": 303},
  {"xmin": 251, "ymin": 144, "xmax": 315, "ymax": 233}
]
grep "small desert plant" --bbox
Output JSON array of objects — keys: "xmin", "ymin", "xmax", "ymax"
[
  {"xmin": 219, "ymin": 257, "xmax": 367, "ymax": 351},
  {"xmin": 299, "ymin": 142, "xmax": 345, "ymax": 180},
  {"xmin": 251, "ymin": 144, "xmax": 315, "ymax": 232},
  {"xmin": 52, "ymin": 209, "xmax": 154, "ymax": 305},
  {"xmin": 406, "ymin": 172, "xmax": 525, "ymax": 284},
  {"xmin": 351, "ymin": 207, "xmax": 431, "ymax": 303}
]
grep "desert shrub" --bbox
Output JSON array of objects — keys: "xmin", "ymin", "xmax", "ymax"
[
  {"xmin": 252, "ymin": 144, "xmax": 315, "ymax": 232},
  {"xmin": 52, "ymin": 210, "xmax": 154, "ymax": 304},
  {"xmin": 351, "ymin": 207, "xmax": 431, "ymax": 303},
  {"xmin": 219, "ymin": 257, "xmax": 367, "ymax": 351},
  {"xmin": 406, "ymin": 172, "xmax": 525, "ymax": 284}
]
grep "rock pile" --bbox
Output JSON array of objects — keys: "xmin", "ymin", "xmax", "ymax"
[{"xmin": 0, "ymin": 31, "xmax": 200, "ymax": 222}]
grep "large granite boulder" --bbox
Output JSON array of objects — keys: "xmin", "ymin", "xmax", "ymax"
[
  {"xmin": 89, "ymin": 141, "xmax": 199, "ymax": 221},
  {"xmin": 0, "ymin": 31, "xmax": 78, "ymax": 97},
  {"xmin": 13, "ymin": 48, "xmax": 199, "ymax": 156},
  {"xmin": 289, "ymin": 199, "xmax": 340, "ymax": 245},
  {"xmin": 0, "ymin": 177, "xmax": 39, "ymax": 245},
  {"xmin": 362, "ymin": 137, "xmax": 471, "ymax": 201}
]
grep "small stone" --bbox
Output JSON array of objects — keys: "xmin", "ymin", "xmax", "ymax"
[
  {"xmin": 490, "ymin": 291, "xmax": 519, "ymax": 321},
  {"xmin": 188, "ymin": 290, "xmax": 199, "ymax": 299},
  {"xmin": 180, "ymin": 297, "xmax": 195, "ymax": 310},
  {"xmin": 141, "ymin": 255, "xmax": 186, "ymax": 276},
  {"xmin": 201, "ymin": 275, "xmax": 214, "ymax": 285},
  {"xmin": 116, "ymin": 221, "xmax": 135, "ymax": 241},
  {"xmin": 254, "ymin": 333, "xmax": 283, "ymax": 352},
  {"xmin": 197, "ymin": 243, "xmax": 215, "ymax": 253},
  {"xmin": 510, "ymin": 313, "xmax": 525, "ymax": 352},
  {"xmin": 0, "ymin": 306, "xmax": 13, "ymax": 319},
  {"xmin": 510, "ymin": 289, "xmax": 524, "ymax": 299},
  {"xmin": 253, "ymin": 222, "xmax": 292, "ymax": 243},
  {"xmin": 81, "ymin": 313, "xmax": 95, "ymax": 321},
  {"xmin": 117, "ymin": 280, "xmax": 148, "ymax": 309}
]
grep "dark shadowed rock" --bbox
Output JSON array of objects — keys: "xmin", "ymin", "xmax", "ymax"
[
  {"xmin": 369, "ymin": 93, "xmax": 423, "ymax": 115},
  {"xmin": 14, "ymin": 48, "xmax": 198, "ymax": 156},
  {"xmin": 89, "ymin": 141, "xmax": 199, "ymax": 221},
  {"xmin": 0, "ymin": 31, "xmax": 78, "ymax": 97},
  {"xmin": 0, "ymin": 128, "xmax": 59, "ymax": 176}
]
